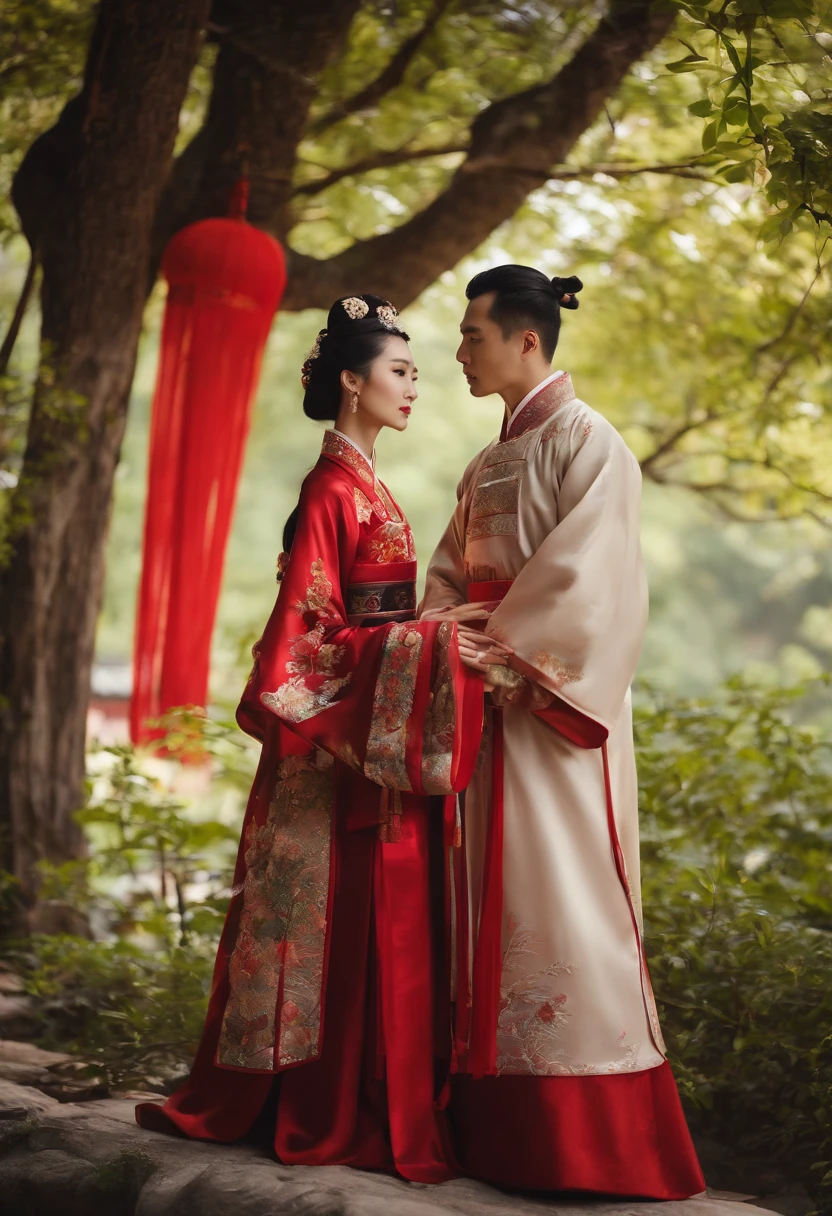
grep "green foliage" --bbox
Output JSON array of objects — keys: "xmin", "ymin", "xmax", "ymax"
[
  {"xmin": 17, "ymin": 933, "xmax": 215, "ymax": 1088},
  {"xmin": 665, "ymin": 0, "xmax": 832, "ymax": 234},
  {"xmin": 636, "ymin": 676, "xmax": 832, "ymax": 1204},
  {"xmin": 5, "ymin": 708, "xmax": 256, "ymax": 1086}
]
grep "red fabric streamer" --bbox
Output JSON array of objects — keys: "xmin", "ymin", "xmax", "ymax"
[{"xmin": 131, "ymin": 187, "xmax": 286, "ymax": 744}]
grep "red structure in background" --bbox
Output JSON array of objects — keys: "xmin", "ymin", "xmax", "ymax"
[{"xmin": 131, "ymin": 184, "xmax": 286, "ymax": 744}]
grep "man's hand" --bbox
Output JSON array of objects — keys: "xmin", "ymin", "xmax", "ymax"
[
  {"xmin": 456, "ymin": 625, "xmax": 513, "ymax": 674},
  {"xmin": 421, "ymin": 601, "xmax": 495, "ymax": 623}
]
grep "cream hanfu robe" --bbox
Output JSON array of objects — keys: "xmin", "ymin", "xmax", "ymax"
[{"xmin": 421, "ymin": 372, "xmax": 704, "ymax": 1198}]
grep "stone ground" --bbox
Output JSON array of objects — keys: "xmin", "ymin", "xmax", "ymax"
[
  {"xmin": 0, "ymin": 1041, "xmax": 795, "ymax": 1216},
  {"xmin": 0, "ymin": 975, "xmax": 812, "ymax": 1216}
]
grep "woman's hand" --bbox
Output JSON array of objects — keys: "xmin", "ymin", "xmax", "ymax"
[{"xmin": 419, "ymin": 602, "xmax": 513, "ymax": 675}]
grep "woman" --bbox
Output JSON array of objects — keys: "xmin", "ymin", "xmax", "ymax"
[{"xmin": 137, "ymin": 295, "xmax": 502, "ymax": 1181}]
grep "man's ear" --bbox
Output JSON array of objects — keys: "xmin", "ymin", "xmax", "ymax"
[{"xmin": 522, "ymin": 330, "xmax": 540, "ymax": 357}]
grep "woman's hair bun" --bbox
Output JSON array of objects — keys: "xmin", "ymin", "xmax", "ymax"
[
  {"xmin": 300, "ymin": 294, "xmax": 408, "ymax": 391},
  {"xmin": 550, "ymin": 275, "xmax": 583, "ymax": 311}
]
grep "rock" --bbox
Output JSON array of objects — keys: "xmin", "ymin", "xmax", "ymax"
[
  {"xmin": 753, "ymin": 1187, "xmax": 814, "ymax": 1216},
  {"xmin": 0, "ymin": 1041, "xmax": 108, "ymax": 1103},
  {"xmin": 0, "ymin": 1079, "xmax": 58, "ymax": 1117},
  {"xmin": 0, "ymin": 994, "xmax": 37, "ymax": 1039},
  {"xmin": 0, "ymin": 1060, "xmax": 52, "ymax": 1087},
  {"xmin": 0, "ymin": 1041, "xmax": 73, "ymax": 1069},
  {"xmin": 0, "ymin": 1080, "xmax": 780, "ymax": 1216}
]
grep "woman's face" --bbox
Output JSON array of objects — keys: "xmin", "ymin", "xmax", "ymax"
[{"xmin": 347, "ymin": 335, "xmax": 419, "ymax": 432}]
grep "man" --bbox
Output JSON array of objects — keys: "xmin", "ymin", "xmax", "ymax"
[{"xmin": 420, "ymin": 265, "xmax": 704, "ymax": 1198}]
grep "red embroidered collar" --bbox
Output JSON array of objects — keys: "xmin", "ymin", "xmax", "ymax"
[
  {"xmin": 505, "ymin": 373, "xmax": 576, "ymax": 440},
  {"xmin": 321, "ymin": 430, "xmax": 374, "ymax": 484}
]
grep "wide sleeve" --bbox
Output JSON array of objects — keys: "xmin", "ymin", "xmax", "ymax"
[
  {"xmin": 237, "ymin": 475, "xmax": 483, "ymax": 796},
  {"xmin": 485, "ymin": 417, "xmax": 647, "ymax": 748}
]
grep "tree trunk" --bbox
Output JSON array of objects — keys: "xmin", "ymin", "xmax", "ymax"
[{"xmin": 0, "ymin": 0, "xmax": 209, "ymax": 927}]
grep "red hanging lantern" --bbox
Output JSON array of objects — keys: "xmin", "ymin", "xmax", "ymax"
[{"xmin": 131, "ymin": 183, "xmax": 286, "ymax": 745}]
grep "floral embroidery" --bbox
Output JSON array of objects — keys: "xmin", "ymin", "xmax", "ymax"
[
  {"xmin": 528, "ymin": 650, "xmax": 582, "ymax": 689},
  {"xmin": 293, "ymin": 558, "xmax": 336, "ymax": 618},
  {"xmin": 321, "ymin": 430, "xmax": 374, "ymax": 484},
  {"xmin": 262, "ymin": 559, "xmax": 351, "ymax": 723},
  {"xmin": 354, "ymin": 487, "xmax": 374, "ymax": 525},
  {"xmin": 421, "ymin": 621, "xmax": 457, "ymax": 794},
  {"xmin": 346, "ymin": 580, "xmax": 416, "ymax": 619},
  {"xmin": 366, "ymin": 520, "xmax": 415, "ymax": 563},
  {"xmin": 496, "ymin": 918, "xmax": 576, "ymax": 1076},
  {"xmin": 541, "ymin": 417, "xmax": 566, "ymax": 443},
  {"xmin": 218, "ymin": 750, "xmax": 334, "ymax": 1070},
  {"xmin": 494, "ymin": 917, "xmax": 652, "ymax": 1075},
  {"xmin": 374, "ymin": 479, "xmax": 402, "ymax": 523},
  {"xmin": 261, "ymin": 623, "xmax": 350, "ymax": 723},
  {"xmin": 331, "ymin": 740, "xmax": 361, "ymax": 770},
  {"xmin": 365, "ymin": 623, "xmax": 423, "ymax": 790}
]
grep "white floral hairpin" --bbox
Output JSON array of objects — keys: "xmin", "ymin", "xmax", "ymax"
[{"xmin": 342, "ymin": 297, "xmax": 370, "ymax": 320}]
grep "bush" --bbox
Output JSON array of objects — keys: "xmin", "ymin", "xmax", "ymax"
[{"xmin": 637, "ymin": 676, "xmax": 832, "ymax": 1209}]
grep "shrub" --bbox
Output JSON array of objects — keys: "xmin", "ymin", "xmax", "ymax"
[{"xmin": 637, "ymin": 676, "xmax": 832, "ymax": 1208}]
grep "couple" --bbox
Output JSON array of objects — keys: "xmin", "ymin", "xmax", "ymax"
[{"xmin": 137, "ymin": 265, "xmax": 705, "ymax": 1198}]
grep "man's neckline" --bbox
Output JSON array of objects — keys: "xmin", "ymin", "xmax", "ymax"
[{"xmin": 506, "ymin": 371, "xmax": 564, "ymax": 428}]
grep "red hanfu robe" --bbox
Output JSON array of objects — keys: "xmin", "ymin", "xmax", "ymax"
[
  {"xmin": 422, "ymin": 374, "xmax": 705, "ymax": 1198},
  {"xmin": 137, "ymin": 429, "xmax": 483, "ymax": 1183}
]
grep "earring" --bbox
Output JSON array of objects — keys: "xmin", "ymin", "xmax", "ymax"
[{"xmin": 350, "ymin": 392, "xmax": 359, "ymax": 414}]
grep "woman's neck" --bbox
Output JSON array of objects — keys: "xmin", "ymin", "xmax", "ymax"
[{"xmin": 334, "ymin": 411, "xmax": 381, "ymax": 462}]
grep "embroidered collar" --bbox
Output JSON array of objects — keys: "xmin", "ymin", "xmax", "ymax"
[
  {"xmin": 504, "ymin": 372, "xmax": 576, "ymax": 440},
  {"xmin": 321, "ymin": 429, "xmax": 375, "ymax": 484}
]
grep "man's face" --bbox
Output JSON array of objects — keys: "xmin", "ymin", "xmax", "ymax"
[{"xmin": 456, "ymin": 292, "xmax": 524, "ymax": 397}]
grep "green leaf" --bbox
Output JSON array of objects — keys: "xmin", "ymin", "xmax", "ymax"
[
  {"xmin": 721, "ymin": 160, "xmax": 753, "ymax": 182},
  {"xmin": 689, "ymin": 99, "xmax": 715, "ymax": 117},
  {"xmin": 721, "ymin": 36, "xmax": 743, "ymax": 74},
  {"xmin": 702, "ymin": 120, "xmax": 720, "ymax": 151},
  {"xmin": 667, "ymin": 56, "xmax": 709, "ymax": 72}
]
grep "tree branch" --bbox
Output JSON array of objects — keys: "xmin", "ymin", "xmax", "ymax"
[
  {"xmin": 281, "ymin": 0, "xmax": 679, "ymax": 310},
  {"xmin": 0, "ymin": 253, "xmax": 37, "ymax": 377},
  {"xmin": 639, "ymin": 411, "xmax": 716, "ymax": 475},
  {"xmin": 152, "ymin": 0, "xmax": 364, "ymax": 266},
  {"xmin": 754, "ymin": 259, "xmax": 827, "ymax": 357},
  {"xmin": 293, "ymin": 143, "xmax": 469, "ymax": 197},
  {"xmin": 308, "ymin": 0, "xmax": 453, "ymax": 136},
  {"xmin": 293, "ymin": 150, "xmax": 711, "ymax": 200}
]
